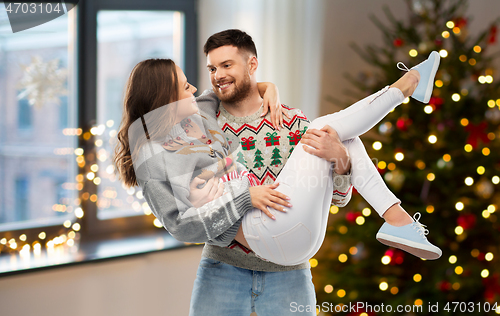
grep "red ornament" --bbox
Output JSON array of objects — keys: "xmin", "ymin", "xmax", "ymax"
[
  {"xmin": 429, "ymin": 96, "xmax": 444, "ymax": 110},
  {"xmin": 454, "ymin": 17, "xmax": 468, "ymax": 28},
  {"xmin": 393, "ymin": 38, "xmax": 404, "ymax": 47},
  {"xmin": 345, "ymin": 211, "xmax": 362, "ymax": 223},
  {"xmin": 396, "ymin": 117, "xmax": 412, "ymax": 131},
  {"xmin": 457, "ymin": 213, "xmax": 476, "ymax": 230},
  {"xmin": 483, "ymin": 273, "xmax": 500, "ymax": 302},
  {"xmin": 488, "ymin": 25, "xmax": 498, "ymax": 44},
  {"xmin": 464, "ymin": 121, "xmax": 490, "ymax": 149},
  {"xmin": 438, "ymin": 280, "xmax": 451, "ymax": 292}
]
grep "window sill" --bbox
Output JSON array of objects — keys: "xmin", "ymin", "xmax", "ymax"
[{"xmin": 0, "ymin": 229, "xmax": 194, "ymax": 277}]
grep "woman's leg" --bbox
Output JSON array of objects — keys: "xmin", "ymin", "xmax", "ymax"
[
  {"xmin": 240, "ymin": 85, "xmax": 407, "ymax": 265},
  {"xmin": 241, "ymin": 54, "xmax": 442, "ymax": 264}
]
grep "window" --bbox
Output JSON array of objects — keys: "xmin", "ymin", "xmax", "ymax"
[
  {"xmin": 17, "ymin": 96, "xmax": 32, "ymax": 130},
  {"xmin": 95, "ymin": 10, "xmax": 185, "ymax": 220},
  {"xmin": 0, "ymin": 4, "xmax": 77, "ymax": 235},
  {"xmin": 0, "ymin": 0, "xmax": 198, "ymax": 268}
]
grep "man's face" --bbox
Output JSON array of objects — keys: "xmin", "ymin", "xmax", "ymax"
[{"xmin": 206, "ymin": 45, "xmax": 252, "ymax": 103}]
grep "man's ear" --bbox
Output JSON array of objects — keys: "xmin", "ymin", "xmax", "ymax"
[{"xmin": 248, "ymin": 56, "xmax": 258, "ymax": 75}]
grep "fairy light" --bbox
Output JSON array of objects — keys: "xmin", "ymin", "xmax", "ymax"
[
  {"xmin": 455, "ymin": 202, "xmax": 464, "ymax": 211},
  {"xmin": 409, "ymin": 49, "xmax": 418, "ymax": 57},
  {"xmin": 338, "ymin": 254, "xmax": 348, "ymax": 263},
  {"xmin": 493, "ymin": 176, "xmax": 500, "ymax": 184},
  {"xmin": 362, "ymin": 208, "xmax": 371, "ymax": 216},
  {"xmin": 415, "ymin": 299, "xmax": 423, "ymax": 306},
  {"xmin": 426, "ymin": 205, "xmax": 434, "ymax": 213},
  {"xmin": 63, "ymin": 220, "xmax": 71, "ymax": 228},
  {"xmin": 469, "ymin": 58, "xmax": 477, "ymax": 66},
  {"xmin": 455, "ymin": 266, "xmax": 464, "ymax": 275},
  {"xmin": 337, "ymin": 289, "xmax": 346, "ymax": 298},
  {"xmin": 378, "ymin": 161, "xmax": 387, "ymax": 169},
  {"xmin": 485, "ymin": 75, "xmax": 493, "ymax": 84},
  {"xmin": 349, "ymin": 247, "xmax": 358, "ymax": 255},
  {"xmin": 473, "ymin": 45, "xmax": 482, "ymax": 53},
  {"xmin": 75, "ymin": 207, "xmax": 84, "ymax": 218},
  {"xmin": 424, "ymin": 105, "xmax": 433, "ymax": 114},
  {"xmin": 435, "ymin": 79, "xmax": 443, "ymax": 87},
  {"xmin": 453, "ymin": 27, "xmax": 461, "ymax": 34},
  {"xmin": 481, "ymin": 269, "xmax": 489, "ymax": 278},
  {"xmin": 455, "ymin": 226, "xmax": 464, "ymax": 235},
  {"xmin": 416, "ymin": 160, "xmax": 426, "ymax": 170},
  {"xmin": 379, "ymin": 282, "xmax": 388, "ymax": 291},
  {"xmin": 452, "ymin": 93, "xmax": 461, "ymax": 102},
  {"xmin": 442, "ymin": 31, "xmax": 450, "ymax": 38},
  {"xmin": 428, "ymin": 135, "xmax": 437, "ymax": 144},
  {"xmin": 483, "ymin": 147, "xmax": 491, "ymax": 156},
  {"xmin": 488, "ymin": 100, "xmax": 496, "ymax": 108},
  {"xmin": 439, "ymin": 49, "xmax": 448, "ymax": 58},
  {"xmin": 390, "ymin": 287, "xmax": 399, "ymax": 295},
  {"xmin": 372, "ymin": 141, "xmax": 382, "ymax": 150},
  {"xmin": 483, "ymin": 210, "xmax": 490, "ymax": 218},
  {"xmin": 72, "ymin": 223, "xmax": 81, "ymax": 231},
  {"xmin": 449, "ymin": 255, "xmax": 457, "ymax": 264},
  {"xmin": 446, "ymin": 21, "xmax": 455, "ymax": 28},
  {"xmin": 309, "ymin": 258, "xmax": 318, "ymax": 268},
  {"xmin": 395, "ymin": 152, "xmax": 404, "ymax": 161},
  {"xmin": 465, "ymin": 177, "xmax": 474, "ymax": 186},
  {"xmin": 488, "ymin": 205, "xmax": 497, "ymax": 213},
  {"xmin": 427, "ymin": 173, "xmax": 435, "ymax": 181},
  {"xmin": 324, "ymin": 285, "xmax": 334, "ymax": 293},
  {"xmin": 356, "ymin": 216, "xmax": 365, "ymax": 225},
  {"xmin": 479, "ymin": 76, "xmax": 486, "ymax": 84},
  {"xmin": 413, "ymin": 274, "xmax": 422, "ymax": 282},
  {"xmin": 464, "ymin": 144, "xmax": 473, "ymax": 152},
  {"xmin": 485, "ymin": 252, "xmax": 494, "ymax": 261},
  {"xmin": 459, "ymin": 54, "xmax": 467, "ymax": 62},
  {"xmin": 381, "ymin": 255, "xmax": 391, "ymax": 265},
  {"xmin": 477, "ymin": 166, "xmax": 485, "ymax": 175},
  {"xmin": 403, "ymin": 97, "xmax": 410, "ymax": 104},
  {"xmin": 153, "ymin": 218, "xmax": 163, "ymax": 228},
  {"xmin": 330, "ymin": 205, "xmax": 339, "ymax": 214}
]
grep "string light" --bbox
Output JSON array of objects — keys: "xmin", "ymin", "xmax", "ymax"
[
  {"xmin": 473, "ymin": 45, "xmax": 482, "ymax": 53},
  {"xmin": 455, "ymin": 202, "xmax": 464, "ymax": 211},
  {"xmin": 395, "ymin": 152, "xmax": 404, "ymax": 161},
  {"xmin": 464, "ymin": 177, "xmax": 474, "ymax": 186},
  {"xmin": 427, "ymin": 173, "xmax": 435, "ymax": 181},
  {"xmin": 424, "ymin": 105, "xmax": 433, "ymax": 114},
  {"xmin": 413, "ymin": 274, "xmax": 422, "ymax": 282},
  {"xmin": 492, "ymin": 176, "xmax": 500, "ymax": 184},
  {"xmin": 309, "ymin": 258, "xmax": 318, "ymax": 268},
  {"xmin": 372, "ymin": 141, "xmax": 382, "ymax": 150},
  {"xmin": 338, "ymin": 254, "xmax": 348, "ymax": 263},
  {"xmin": 449, "ymin": 255, "xmax": 457, "ymax": 264},
  {"xmin": 324, "ymin": 285, "xmax": 334, "ymax": 293},
  {"xmin": 409, "ymin": 49, "xmax": 418, "ymax": 57},
  {"xmin": 426, "ymin": 205, "xmax": 434, "ymax": 213},
  {"xmin": 455, "ymin": 226, "xmax": 464, "ymax": 235},
  {"xmin": 378, "ymin": 161, "xmax": 387, "ymax": 169},
  {"xmin": 477, "ymin": 166, "xmax": 485, "ymax": 175},
  {"xmin": 428, "ymin": 135, "xmax": 437, "ymax": 144},
  {"xmin": 455, "ymin": 266, "xmax": 464, "ymax": 275},
  {"xmin": 446, "ymin": 21, "xmax": 455, "ymax": 28},
  {"xmin": 481, "ymin": 269, "xmax": 489, "ymax": 278},
  {"xmin": 379, "ymin": 282, "xmax": 389, "ymax": 291},
  {"xmin": 464, "ymin": 144, "xmax": 473, "ymax": 152},
  {"xmin": 452, "ymin": 93, "xmax": 461, "ymax": 102},
  {"xmin": 439, "ymin": 49, "xmax": 448, "ymax": 58},
  {"xmin": 485, "ymin": 252, "xmax": 494, "ymax": 261},
  {"xmin": 362, "ymin": 208, "xmax": 371, "ymax": 216}
]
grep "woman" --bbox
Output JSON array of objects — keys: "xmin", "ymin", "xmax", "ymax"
[{"xmin": 115, "ymin": 53, "xmax": 441, "ymax": 266}]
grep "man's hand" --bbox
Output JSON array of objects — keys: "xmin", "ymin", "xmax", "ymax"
[
  {"xmin": 188, "ymin": 176, "xmax": 225, "ymax": 208},
  {"xmin": 300, "ymin": 125, "xmax": 351, "ymax": 175}
]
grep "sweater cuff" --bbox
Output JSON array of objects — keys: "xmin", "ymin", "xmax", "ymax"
[
  {"xmin": 209, "ymin": 186, "xmax": 253, "ymax": 247},
  {"xmin": 331, "ymin": 169, "xmax": 352, "ymax": 207}
]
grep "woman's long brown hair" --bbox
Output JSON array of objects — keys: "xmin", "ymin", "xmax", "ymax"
[{"xmin": 114, "ymin": 59, "xmax": 179, "ymax": 188}]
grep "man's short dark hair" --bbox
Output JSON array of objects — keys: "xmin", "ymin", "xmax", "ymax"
[{"xmin": 203, "ymin": 29, "xmax": 257, "ymax": 58}]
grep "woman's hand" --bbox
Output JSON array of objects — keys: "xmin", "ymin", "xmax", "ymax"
[
  {"xmin": 249, "ymin": 183, "xmax": 291, "ymax": 220},
  {"xmin": 188, "ymin": 176, "xmax": 225, "ymax": 208},
  {"xmin": 257, "ymin": 82, "xmax": 291, "ymax": 130}
]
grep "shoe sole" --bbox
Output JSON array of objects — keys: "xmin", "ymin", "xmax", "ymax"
[
  {"xmin": 422, "ymin": 52, "xmax": 440, "ymax": 103},
  {"xmin": 376, "ymin": 233, "xmax": 441, "ymax": 260}
]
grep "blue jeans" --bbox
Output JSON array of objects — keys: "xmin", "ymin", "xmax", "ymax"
[{"xmin": 189, "ymin": 257, "xmax": 316, "ymax": 316}]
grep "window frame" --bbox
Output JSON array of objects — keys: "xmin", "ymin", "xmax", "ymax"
[{"xmin": 0, "ymin": 0, "xmax": 198, "ymax": 244}]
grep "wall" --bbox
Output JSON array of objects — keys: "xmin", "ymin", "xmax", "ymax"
[{"xmin": 0, "ymin": 246, "xmax": 202, "ymax": 316}]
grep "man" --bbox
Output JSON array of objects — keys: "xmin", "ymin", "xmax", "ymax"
[{"xmin": 188, "ymin": 29, "xmax": 353, "ymax": 316}]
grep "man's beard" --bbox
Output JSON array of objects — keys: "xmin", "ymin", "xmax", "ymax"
[{"xmin": 214, "ymin": 72, "xmax": 252, "ymax": 104}]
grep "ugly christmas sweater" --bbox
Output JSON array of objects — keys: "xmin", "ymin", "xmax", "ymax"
[{"xmin": 200, "ymin": 97, "xmax": 353, "ymax": 272}]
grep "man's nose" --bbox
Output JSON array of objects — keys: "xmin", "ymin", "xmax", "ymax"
[{"xmin": 214, "ymin": 68, "xmax": 226, "ymax": 81}]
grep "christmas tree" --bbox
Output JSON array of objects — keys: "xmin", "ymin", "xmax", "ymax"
[
  {"xmin": 271, "ymin": 147, "xmax": 283, "ymax": 166},
  {"xmin": 314, "ymin": 1, "xmax": 500, "ymax": 315},
  {"xmin": 253, "ymin": 149, "xmax": 264, "ymax": 169}
]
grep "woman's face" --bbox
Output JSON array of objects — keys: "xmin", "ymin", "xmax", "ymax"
[{"xmin": 174, "ymin": 65, "xmax": 198, "ymax": 122}]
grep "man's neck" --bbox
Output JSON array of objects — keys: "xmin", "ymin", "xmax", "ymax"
[{"xmin": 220, "ymin": 87, "xmax": 263, "ymax": 118}]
